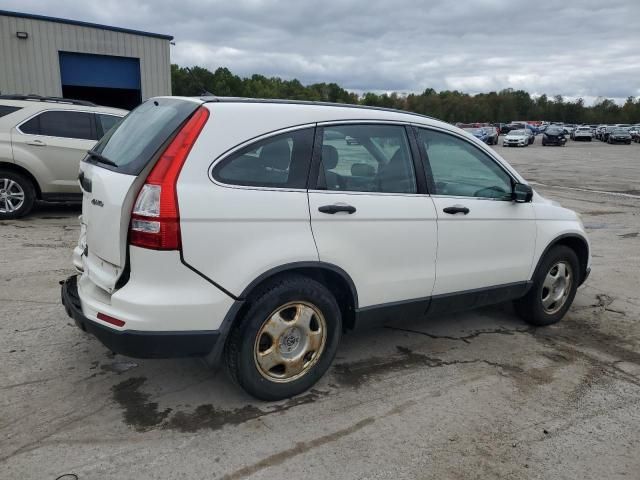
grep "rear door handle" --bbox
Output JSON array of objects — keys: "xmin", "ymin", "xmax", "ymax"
[
  {"xmin": 27, "ymin": 139, "xmax": 47, "ymax": 147},
  {"xmin": 443, "ymin": 205, "xmax": 470, "ymax": 215},
  {"xmin": 318, "ymin": 204, "xmax": 356, "ymax": 214}
]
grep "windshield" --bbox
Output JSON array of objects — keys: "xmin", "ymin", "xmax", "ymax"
[
  {"xmin": 510, "ymin": 130, "xmax": 527, "ymax": 135},
  {"xmin": 612, "ymin": 129, "xmax": 628, "ymax": 134},
  {"xmin": 89, "ymin": 98, "xmax": 199, "ymax": 175},
  {"xmin": 546, "ymin": 128, "xmax": 563, "ymax": 134}
]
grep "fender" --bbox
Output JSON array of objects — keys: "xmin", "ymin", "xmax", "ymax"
[
  {"xmin": 531, "ymin": 233, "xmax": 590, "ymax": 285},
  {"xmin": 237, "ymin": 261, "xmax": 359, "ymax": 307}
]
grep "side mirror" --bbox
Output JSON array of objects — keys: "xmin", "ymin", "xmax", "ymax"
[{"xmin": 513, "ymin": 183, "xmax": 533, "ymax": 203}]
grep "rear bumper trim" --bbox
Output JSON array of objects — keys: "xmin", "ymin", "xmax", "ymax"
[{"xmin": 61, "ymin": 275, "xmax": 220, "ymax": 358}]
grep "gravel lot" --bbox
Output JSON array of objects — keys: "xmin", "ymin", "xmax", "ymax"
[{"xmin": 1, "ymin": 139, "xmax": 639, "ymax": 479}]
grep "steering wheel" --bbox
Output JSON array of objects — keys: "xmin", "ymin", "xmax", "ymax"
[{"xmin": 474, "ymin": 185, "xmax": 508, "ymax": 198}]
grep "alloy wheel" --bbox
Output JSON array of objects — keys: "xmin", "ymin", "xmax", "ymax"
[
  {"xmin": 254, "ymin": 301, "xmax": 327, "ymax": 382},
  {"xmin": 0, "ymin": 177, "xmax": 25, "ymax": 213}
]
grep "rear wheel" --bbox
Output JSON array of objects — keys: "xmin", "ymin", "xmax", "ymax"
[
  {"xmin": 225, "ymin": 274, "xmax": 342, "ymax": 401},
  {"xmin": 515, "ymin": 246, "xmax": 580, "ymax": 326},
  {"xmin": 0, "ymin": 170, "xmax": 36, "ymax": 219}
]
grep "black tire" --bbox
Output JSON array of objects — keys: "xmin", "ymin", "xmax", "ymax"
[
  {"xmin": 0, "ymin": 170, "xmax": 36, "ymax": 219},
  {"xmin": 514, "ymin": 245, "xmax": 580, "ymax": 326},
  {"xmin": 224, "ymin": 274, "xmax": 342, "ymax": 401}
]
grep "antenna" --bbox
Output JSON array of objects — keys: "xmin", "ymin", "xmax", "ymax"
[{"xmin": 185, "ymin": 67, "xmax": 215, "ymax": 97}]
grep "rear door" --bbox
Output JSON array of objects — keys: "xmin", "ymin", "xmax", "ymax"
[
  {"xmin": 308, "ymin": 123, "xmax": 438, "ymax": 309},
  {"xmin": 78, "ymin": 98, "xmax": 201, "ymax": 292},
  {"xmin": 12, "ymin": 110, "xmax": 97, "ymax": 193},
  {"xmin": 414, "ymin": 127, "xmax": 536, "ymax": 296}
]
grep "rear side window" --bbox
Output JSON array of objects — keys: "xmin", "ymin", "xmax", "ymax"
[
  {"xmin": 90, "ymin": 98, "xmax": 199, "ymax": 175},
  {"xmin": 0, "ymin": 105, "xmax": 21, "ymax": 118},
  {"xmin": 213, "ymin": 128, "xmax": 314, "ymax": 189},
  {"xmin": 20, "ymin": 111, "xmax": 95, "ymax": 140},
  {"xmin": 318, "ymin": 124, "xmax": 417, "ymax": 194},
  {"xmin": 96, "ymin": 114, "xmax": 121, "ymax": 138}
]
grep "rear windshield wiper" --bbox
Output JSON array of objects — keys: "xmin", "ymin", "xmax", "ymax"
[{"xmin": 87, "ymin": 149, "xmax": 118, "ymax": 167}]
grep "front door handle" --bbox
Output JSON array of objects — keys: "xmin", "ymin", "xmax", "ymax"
[
  {"xmin": 27, "ymin": 139, "xmax": 47, "ymax": 147},
  {"xmin": 318, "ymin": 204, "xmax": 356, "ymax": 214},
  {"xmin": 443, "ymin": 205, "xmax": 470, "ymax": 215}
]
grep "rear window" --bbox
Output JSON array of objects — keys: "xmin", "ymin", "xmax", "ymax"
[
  {"xmin": 88, "ymin": 98, "xmax": 199, "ymax": 175},
  {"xmin": 0, "ymin": 105, "xmax": 22, "ymax": 118}
]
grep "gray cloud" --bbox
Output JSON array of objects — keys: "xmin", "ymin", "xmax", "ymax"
[{"xmin": 4, "ymin": 0, "xmax": 639, "ymax": 102}]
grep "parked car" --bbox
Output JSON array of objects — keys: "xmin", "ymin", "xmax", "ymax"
[
  {"xmin": 483, "ymin": 126, "xmax": 500, "ymax": 145},
  {"xmin": 573, "ymin": 126, "xmax": 593, "ymax": 141},
  {"xmin": 564, "ymin": 124, "xmax": 576, "ymax": 137},
  {"xmin": 607, "ymin": 128, "xmax": 632, "ymax": 144},
  {"xmin": 61, "ymin": 97, "xmax": 591, "ymax": 400},
  {"xmin": 463, "ymin": 127, "xmax": 489, "ymax": 144},
  {"xmin": 601, "ymin": 126, "xmax": 618, "ymax": 142},
  {"xmin": 0, "ymin": 95, "xmax": 127, "ymax": 219},
  {"xmin": 541, "ymin": 126, "xmax": 567, "ymax": 146},
  {"xmin": 524, "ymin": 126, "xmax": 536, "ymax": 144},
  {"xmin": 595, "ymin": 125, "xmax": 608, "ymax": 141},
  {"xmin": 629, "ymin": 125, "xmax": 640, "ymax": 143},
  {"xmin": 503, "ymin": 129, "xmax": 530, "ymax": 147}
]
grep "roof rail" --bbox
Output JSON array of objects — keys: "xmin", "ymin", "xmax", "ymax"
[{"xmin": 0, "ymin": 94, "xmax": 97, "ymax": 107}]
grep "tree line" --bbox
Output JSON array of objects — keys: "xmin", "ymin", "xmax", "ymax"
[{"xmin": 172, "ymin": 65, "xmax": 640, "ymax": 124}]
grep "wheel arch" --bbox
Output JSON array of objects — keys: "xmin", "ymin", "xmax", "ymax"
[
  {"xmin": 0, "ymin": 161, "xmax": 42, "ymax": 199},
  {"xmin": 238, "ymin": 262, "xmax": 359, "ymax": 331},
  {"xmin": 534, "ymin": 234, "xmax": 590, "ymax": 285}
]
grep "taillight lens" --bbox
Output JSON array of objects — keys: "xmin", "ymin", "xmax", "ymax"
[{"xmin": 129, "ymin": 106, "xmax": 209, "ymax": 250}]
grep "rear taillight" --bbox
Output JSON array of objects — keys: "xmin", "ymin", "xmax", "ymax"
[{"xmin": 129, "ymin": 106, "xmax": 209, "ymax": 250}]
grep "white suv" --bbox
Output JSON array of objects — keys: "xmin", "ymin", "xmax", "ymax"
[
  {"xmin": 61, "ymin": 97, "xmax": 591, "ymax": 400},
  {"xmin": 0, "ymin": 95, "xmax": 126, "ymax": 218}
]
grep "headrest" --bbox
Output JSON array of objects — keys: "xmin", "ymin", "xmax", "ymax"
[
  {"xmin": 351, "ymin": 163, "xmax": 375, "ymax": 177},
  {"xmin": 260, "ymin": 140, "xmax": 291, "ymax": 170},
  {"xmin": 322, "ymin": 145, "xmax": 339, "ymax": 170}
]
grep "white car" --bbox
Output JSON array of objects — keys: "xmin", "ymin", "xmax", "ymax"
[
  {"xmin": 0, "ymin": 95, "xmax": 127, "ymax": 218},
  {"xmin": 503, "ymin": 129, "xmax": 530, "ymax": 147},
  {"xmin": 573, "ymin": 126, "xmax": 593, "ymax": 141},
  {"xmin": 61, "ymin": 97, "xmax": 591, "ymax": 400}
]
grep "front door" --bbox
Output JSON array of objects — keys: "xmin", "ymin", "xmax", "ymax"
[
  {"xmin": 415, "ymin": 127, "xmax": 536, "ymax": 297},
  {"xmin": 308, "ymin": 123, "xmax": 438, "ymax": 309}
]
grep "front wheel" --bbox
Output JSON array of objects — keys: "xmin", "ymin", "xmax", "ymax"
[
  {"xmin": 224, "ymin": 274, "xmax": 342, "ymax": 401},
  {"xmin": 0, "ymin": 170, "xmax": 36, "ymax": 219},
  {"xmin": 515, "ymin": 246, "xmax": 580, "ymax": 326}
]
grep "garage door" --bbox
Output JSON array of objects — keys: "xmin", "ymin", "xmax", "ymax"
[{"xmin": 59, "ymin": 52, "xmax": 141, "ymax": 110}]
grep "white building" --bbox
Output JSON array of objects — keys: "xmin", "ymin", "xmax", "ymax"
[{"xmin": 0, "ymin": 9, "xmax": 172, "ymax": 109}]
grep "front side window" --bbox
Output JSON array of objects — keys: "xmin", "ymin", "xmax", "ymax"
[
  {"xmin": 20, "ymin": 111, "xmax": 94, "ymax": 140},
  {"xmin": 417, "ymin": 128, "xmax": 512, "ymax": 199},
  {"xmin": 318, "ymin": 124, "xmax": 416, "ymax": 194},
  {"xmin": 213, "ymin": 128, "xmax": 314, "ymax": 189}
]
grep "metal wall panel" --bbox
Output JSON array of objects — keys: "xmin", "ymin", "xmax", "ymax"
[{"xmin": 0, "ymin": 14, "xmax": 171, "ymax": 99}]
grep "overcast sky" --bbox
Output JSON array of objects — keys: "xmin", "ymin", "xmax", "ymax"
[{"xmin": 4, "ymin": 0, "xmax": 639, "ymax": 102}]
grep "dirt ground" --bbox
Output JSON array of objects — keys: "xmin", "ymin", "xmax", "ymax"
[{"xmin": 1, "ymin": 139, "xmax": 639, "ymax": 479}]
